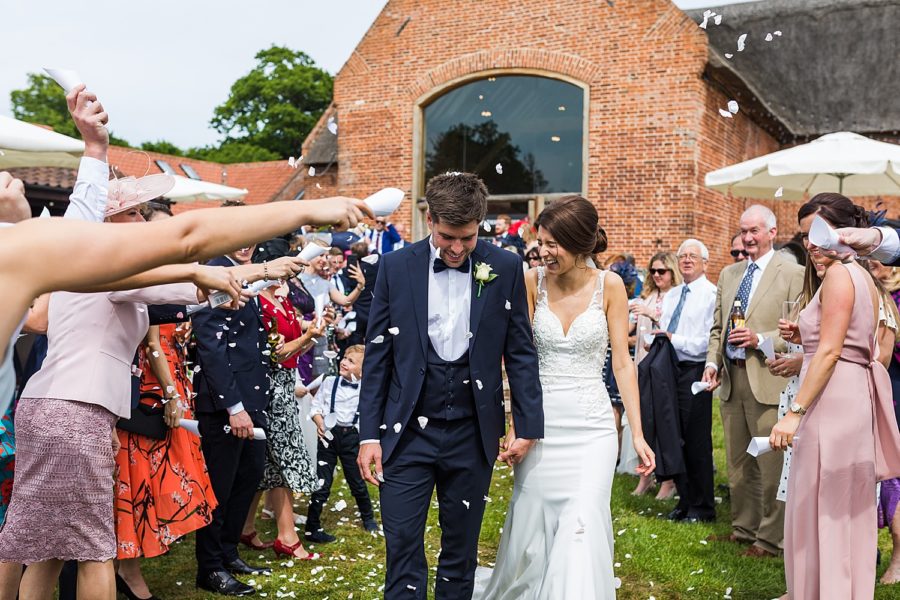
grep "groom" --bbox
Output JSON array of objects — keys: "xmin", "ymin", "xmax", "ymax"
[{"xmin": 357, "ymin": 172, "xmax": 543, "ymax": 599}]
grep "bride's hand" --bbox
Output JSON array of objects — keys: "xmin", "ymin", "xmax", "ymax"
[{"xmin": 632, "ymin": 436, "xmax": 655, "ymax": 476}]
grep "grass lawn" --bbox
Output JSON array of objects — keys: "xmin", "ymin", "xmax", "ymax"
[{"xmin": 142, "ymin": 400, "xmax": 900, "ymax": 599}]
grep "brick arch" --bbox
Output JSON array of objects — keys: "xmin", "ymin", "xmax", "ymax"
[{"xmin": 408, "ymin": 48, "xmax": 600, "ymax": 104}]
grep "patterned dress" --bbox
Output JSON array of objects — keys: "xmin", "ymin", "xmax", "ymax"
[
  {"xmin": 114, "ymin": 323, "xmax": 217, "ymax": 559},
  {"xmin": 258, "ymin": 294, "xmax": 317, "ymax": 492}
]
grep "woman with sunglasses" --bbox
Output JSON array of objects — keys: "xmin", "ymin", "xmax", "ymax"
[
  {"xmin": 623, "ymin": 252, "xmax": 681, "ymax": 497},
  {"xmin": 730, "ymin": 232, "xmax": 748, "ymax": 263}
]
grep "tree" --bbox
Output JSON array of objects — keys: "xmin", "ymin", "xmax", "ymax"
[
  {"xmin": 210, "ymin": 45, "xmax": 333, "ymax": 158},
  {"xmin": 10, "ymin": 73, "xmax": 131, "ymax": 146},
  {"xmin": 140, "ymin": 140, "xmax": 184, "ymax": 156},
  {"xmin": 186, "ymin": 141, "xmax": 279, "ymax": 164}
]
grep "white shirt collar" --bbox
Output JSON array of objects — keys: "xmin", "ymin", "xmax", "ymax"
[
  {"xmin": 748, "ymin": 248, "xmax": 775, "ymax": 273},
  {"xmin": 683, "ymin": 274, "xmax": 710, "ymax": 291}
]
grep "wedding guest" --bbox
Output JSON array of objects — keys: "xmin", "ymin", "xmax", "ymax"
[
  {"xmin": 626, "ymin": 251, "xmax": 681, "ymax": 498},
  {"xmin": 493, "ymin": 213, "xmax": 525, "ymax": 252},
  {"xmin": 305, "ymin": 345, "xmax": 378, "ymax": 543},
  {"xmin": 524, "ymin": 247, "xmax": 542, "ymax": 270},
  {"xmin": 702, "ymin": 206, "xmax": 804, "ymax": 557},
  {"xmin": 731, "ymin": 232, "xmax": 747, "ymax": 263},
  {"xmin": 342, "ymin": 242, "xmax": 379, "ymax": 346},
  {"xmin": 365, "ymin": 217, "xmax": 402, "ymax": 254},
  {"xmin": 393, "ymin": 222, "xmax": 409, "ymax": 250},
  {"xmin": 114, "ymin": 204, "xmax": 218, "ymax": 600},
  {"xmin": 240, "ymin": 259, "xmax": 321, "ymax": 560},
  {"xmin": 658, "ymin": 239, "xmax": 718, "ymax": 523},
  {"xmin": 870, "ymin": 259, "xmax": 900, "ymax": 584},
  {"xmin": 770, "ymin": 193, "xmax": 900, "ymax": 600}
]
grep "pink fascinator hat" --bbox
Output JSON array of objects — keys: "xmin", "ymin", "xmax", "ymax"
[{"xmin": 106, "ymin": 174, "xmax": 175, "ymax": 217}]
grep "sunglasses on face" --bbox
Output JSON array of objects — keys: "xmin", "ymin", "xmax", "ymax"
[
  {"xmin": 649, "ymin": 268, "xmax": 669, "ymax": 276},
  {"xmin": 730, "ymin": 249, "xmax": 749, "ymax": 258}
]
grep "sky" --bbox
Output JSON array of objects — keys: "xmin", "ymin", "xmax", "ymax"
[{"xmin": 0, "ymin": 0, "xmax": 760, "ymax": 151}]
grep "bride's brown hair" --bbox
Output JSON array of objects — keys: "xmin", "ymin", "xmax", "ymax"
[{"xmin": 534, "ymin": 195, "xmax": 607, "ymax": 259}]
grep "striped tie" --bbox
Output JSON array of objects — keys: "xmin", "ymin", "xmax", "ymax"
[{"xmin": 666, "ymin": 285, "xmax": 690, "ymax": 334}]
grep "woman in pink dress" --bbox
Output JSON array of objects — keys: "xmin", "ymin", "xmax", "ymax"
[{"xmin": 770, "ymin": 193, "xmax": 900, "ymax": 600}]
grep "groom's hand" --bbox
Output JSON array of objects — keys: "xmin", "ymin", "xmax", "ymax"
[
  {"xmin": 357, "ymin": 443, "xmax": 384, "ymax": 487},
  {"xmin": 498, "ymin": 438, "xmax": 536, "ymax": 467}
]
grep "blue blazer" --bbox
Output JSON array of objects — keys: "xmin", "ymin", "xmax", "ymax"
[
  {"xmin": 366, "ymin": 225, "xmax": 402, "ymax": 254},
  {"xmin": 192, "ymin": 256, "xmax": 270, "ymax": 414},
  {"xmin": 359, "ymin": 239, "xmax": 543, "ymax": 463}
]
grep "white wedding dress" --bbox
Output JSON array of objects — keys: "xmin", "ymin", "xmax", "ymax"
[{"xmin": 475, "ymin": 267, "xmax": 618, "ymax": 599}]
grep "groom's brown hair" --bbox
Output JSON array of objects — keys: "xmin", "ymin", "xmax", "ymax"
[{"xmin": 425, "ymin": 172, "xmax": 488, "ymax": 226}]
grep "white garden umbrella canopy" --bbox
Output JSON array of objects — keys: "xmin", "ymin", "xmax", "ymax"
[
  {"xmin": 164, "ymin": 175, "xmax": 248, "ymax": 202},
  {"xmin": 0, "ymin": 114, "xmax": 84, "ymax": 168},
  {"xmin": 705, "ymin": 132, "xmax": 900, "ymax": 200}
]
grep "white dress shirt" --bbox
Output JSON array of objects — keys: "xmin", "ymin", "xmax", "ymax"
[
  {"xmin": 66, "ymin": 157, "xmax": 110, "ymax": 222},
  {"xmin": 726, "ymin": 248, "xmax": 774, "ymax": 360},
  {"xmin": 428, "ymin": 237, "xmax": 472, "ymax": 361},
  {"xmin": 659, "ymin": 275, "xmax": 717, "ymax": 362},
  {"xmin": 872, "ymin": 227, "xmax": 900, "ymax": 264},
  {"xmin": 311, "ymin": 376, "xmax": 360, "ymax": 427}
]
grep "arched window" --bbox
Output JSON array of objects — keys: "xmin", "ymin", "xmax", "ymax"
[{"xmin": 423, "ymin": 75, "xmax": 584, "ymax": 195}]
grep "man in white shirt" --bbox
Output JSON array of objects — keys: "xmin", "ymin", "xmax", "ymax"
[
  {"xmin": 702, "ymin": 206, "xmax": 804, "ymax": 557},
  {"xmin": 657, "ymin": 238, "xmax": 717, "ymax": 523}
]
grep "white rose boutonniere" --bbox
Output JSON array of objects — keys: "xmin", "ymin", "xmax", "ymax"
[{"xmin": 473, "ymin": 262, "xmax": 499, "ymax": 298}]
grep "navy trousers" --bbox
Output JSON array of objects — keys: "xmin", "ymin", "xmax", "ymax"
[{"xmin": 380, "ymin": 417, "xmax": 493, "ymax": 600}]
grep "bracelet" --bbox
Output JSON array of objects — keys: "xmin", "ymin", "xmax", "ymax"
[{"xmin": 263, "ymin": 261, "xmax": 269, "ymax": 281}]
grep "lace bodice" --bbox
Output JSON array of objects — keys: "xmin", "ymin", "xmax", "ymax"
[{"xmin": 533, "ymin": 267, "xmax": 609, "ymax": 380}]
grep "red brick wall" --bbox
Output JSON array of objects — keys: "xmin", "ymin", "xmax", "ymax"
[{"xmin": 321, "ymin": 0, "xmax": 784, "ymax": 282}]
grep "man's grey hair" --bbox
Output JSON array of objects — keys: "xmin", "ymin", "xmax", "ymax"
[
  {"xmin": 678, "ymin": 238, "xmax": 709, "ymax": 260},
  {"xmin": 742, "ymin": 204, "xmax": 777, "ymax": 230}
]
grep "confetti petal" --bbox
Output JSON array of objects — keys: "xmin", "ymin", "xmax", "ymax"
[
  {"xmin": 765, "ymin": 32, "xmax": 774, "ymax": 42},
  {"xmin": 714, "ymin": 14, "xmax": 722, "ymax": 25},
  {"xmin": 495, "ymin": 163, "xmax": 503, "ymax": 174},
  {"xmin": 476, "ymin": 380, "xmax": 483, "ymax": 390},
  {"xmin": 388, "ymin": 327, "xmax": 399, "ymax": 335},
  {"xmin": 417, "ymin": 416, "xmax": 429, "ymax": 429},
  {"xmin": 725, "ymin": 53, "xmax": 734, "ymax": 59},
  {"xmin": 308, "ymin": 166, "xmax": 316, "ymax": 177},
  {"xmin": 699, "ymin": 9, "xmax": 712, "ymax": 29},
  {"xmin": 775, "ymin": 186, "xmax": 784, "ymax": 198},
  {"xmin": 393, "ymin": 422, "xmax": 402, "ymax": 433},
  {"xmin": 333, "ymin": 499, "xmax": 348, "ymax": 511},
  {"xmin": 718, "ymin": 108, "xmax": 733, "ymax": 118},
  {"xmin": 505, "ymin": 300, "xmax": 511, "ymax": 310},
  {"xmin": 483, "ymin": 221, "xmax": 491, "ymax": 232},
  {"xmin": 379, "ymin": 424, "xmax": 387, "ymax": 430},
  {"xmin": 371, "ymin": 335, "xmax": 385, "ymax": 344},
  {"xmin": 737, "ymin": 33, "xmax": 748, "ymax": 52},
  {"xmin": 327, "ymin": 116, "xmax": 338, "ymax": 135},
  {"xmin": 462, "ymin": 500, "xmax": 470, "ymax": 509},
  {"xmin": 727, "ymin": 100, "xmax": 739, "ymax": 114},
  {"xmin": 323, "ymin": 350, "xmax": 338, "ymax": 359}
]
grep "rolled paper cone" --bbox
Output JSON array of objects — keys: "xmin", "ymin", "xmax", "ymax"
[
  {"xmin": 691, "ymin": 381, "xmax": 710, "ymax": 395},
  {"xmin": 299, "ymin": 244, "xmax": 331, "ymax": 261},
  {"xmin": 39, "ymin": 207, "xmax": 51, "ymax": 218},
  {"xmin": 314, "ymin": 294, "xmax": 327, "ymax": 326},
  {"xmin": 181, "ymin": 419, "xmax": 202, "ymax": 437},
  {"xmin": 252, "ymin": 428, "xmax": 266, "ymax": 440},
  {"xmin": 364, "ymin": 187, "xmax": 405, "ymax": 217},
  {"xmin": 247, "ymin": 279, "xmax": 279, "ymax": 294},
  {"xmin": 43, "ymin": 67, "xmax": 84, "ymax": 93},
  {"xmin": 208, "ymin": 291, "xmax": 232, "ymax": 309},
  {"xmin": 808, "ymin": 215, "xmax": 854, "ymax": 255},
  {"xmin": 747, "ymin": 437, "xmax": 771, "ymax": 457},
  {"xmin": 643, "ymin": 333, "xmax": 655, "ymax": 346},
  {"xmin": 307, "ymin": 374, "xmax": 325, "ymax": 392}
]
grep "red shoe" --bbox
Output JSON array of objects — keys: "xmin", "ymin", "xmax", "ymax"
[
  {"xmin": 273, "ymin": 538, "xmax": 319, "ymax": 560},
  {"xmin": 239, "ymin": 531, "xmax": 274, "ymax": 550}
]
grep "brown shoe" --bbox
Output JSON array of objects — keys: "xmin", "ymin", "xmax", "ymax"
[
  {"xmin": 706, "ymin": 532, "xmax": 751, "ymax": 544},
  {"xmin": 742, "ymin": 544, "xmax": 777, "ymax": 558}
]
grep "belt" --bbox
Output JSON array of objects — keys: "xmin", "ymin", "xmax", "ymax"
[{"xmin": 730, "ymin": 358, "xmax": 746, "ymax": 368}]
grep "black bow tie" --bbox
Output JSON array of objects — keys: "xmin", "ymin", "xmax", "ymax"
[
  {"xmin": 340, "ymin": 379, "xmax": 359, "ymax": 389},
  {"xmin": 433, "ymin": 257, "xmax": 470, "ymax": 274}
]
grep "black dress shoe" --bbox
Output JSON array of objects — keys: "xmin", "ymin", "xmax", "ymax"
[
  {"xmin": 225, "ymin": 557, "xmax": 271, "ymax": 576},
  {"xmin": 196, "ymin": 571, "xmax": 255, "ymax": 597},
  {"xmin": 685, "ymin": 515, "xmax": 716, "ymax": 524},
  {"xmin": 304, "ymin": 528, "xmax": 336, "ymax": 544},
  {"xmin": 666, "ymin": 508, "xmax": 688, "ymax": 521},
  {"xmin": 362, "ymin": 519, "xmax": 380, "ymax": 533}
]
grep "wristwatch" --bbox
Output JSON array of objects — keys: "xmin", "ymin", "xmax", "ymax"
[{"xmin": 789, "ymin": 402, "xmax": 807, "ymax": 416}]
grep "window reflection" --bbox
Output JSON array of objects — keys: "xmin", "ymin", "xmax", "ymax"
[{"xmin": 424, "ymin": 75, "xmax": 583, "ymax": 195}]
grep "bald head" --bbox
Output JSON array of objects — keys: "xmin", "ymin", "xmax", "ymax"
[{"xmin": 0, "ymin": 172, "xmax": 31, "ymax": 224}]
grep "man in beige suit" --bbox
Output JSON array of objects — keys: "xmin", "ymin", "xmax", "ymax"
[{"xmin": 702, "ymin": 205, "xmax": 804, "ymax": 558}]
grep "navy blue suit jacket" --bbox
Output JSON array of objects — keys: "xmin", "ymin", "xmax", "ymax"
[
  {"xmin": 359, "ymin": 238, "xmax": 543, "ymax": 463},
  {"xmin": 192, "ymin": 256, "xmax": 270, "ymax": 414}
]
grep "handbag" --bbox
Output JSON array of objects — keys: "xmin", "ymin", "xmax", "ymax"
[{"xmin": 116, "ymin": 392, "xmax": 168, "ymax": 440}]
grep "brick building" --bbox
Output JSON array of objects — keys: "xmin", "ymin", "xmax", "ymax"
[{"xmin": 295, "ymin": 0, "xmax": 900, "ymax": 276}]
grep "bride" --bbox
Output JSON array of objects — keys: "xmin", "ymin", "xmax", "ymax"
[{"xmin": 477, "ymin": 195, "xmax": 655, "ymax": 599}]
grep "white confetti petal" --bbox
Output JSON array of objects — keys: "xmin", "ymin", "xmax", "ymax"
[
  {"xmin": 379, "ymin": 424, "xmax": 387, "ymax": 430},
  {"xmin": 223, "ymin": 425, "xmax": 232, "ymax": 433},
  {"xmin": 476, "ymin": 380, "xmax": 483, "ymax": 390},
  {"xmin": 774, "ymin": 30, "xmax": 782, "ymax": 36},
  {"xmin": 407, "ymin": 585, "xmax": 417, "ymax": 591},
  {"xmin": 417, "ymin": 416, "xmax": 429, "ymax": 429},
  {"xmin": 725, "ymin": 53, "xmax": 734, "ymax": 59},
  {"xmin": 737, "ymin": 33, "xmax": 748, "ymax": 52},
  {"xmin": 333, "ymin": 499, "xmax": 348, "ymax": 511},
  {"xmin": 775, "ymin": 186, "xmax": 784, "ymax": 198},
  {"xmin": 699, "ymin": 9, "xmax": 712, "ymax": 29},
  {"xmin": 714, "ymin": 14, "xmax": 722, "ymax": 25},
  {"xmin": 718, "ymin": 108, "xmax": 733, "ymax": 118},
  {"xmin": 614, "ymin": 577, "xmax": 621, "ymax": 589},
  {"xmin": 495, "ymin": 163, "xmax": 503, "ymax": 174},
  {"xmin": 483, "ymin": 495, "xmax": 491, "ymax": 502},
  {"xmin": 393, "ymin": 422, "xmax": 401, "ymax": 433},
  {"xmin": 388, "ymin": 327, "xmax": 399, "ymax": 335},
  {"xmin": 228, "ymin": 342, "xmax": 237, "ymax": 347},
  {"xmin": 327, "ymin": 116, "xmax": 338, "ymax": 135},
  {"xmin": 371, "ymin": 335, "xmax": 385, "ymax": 344},
  {"xmin": 483, "ymin": 221, "xmax": 491, "ymax": 232},
  {"xmin": 727, "ymin": 100, "xmax": 739, "ymax": 114},
  {"xmin": 462, "ymin": 500, "xmax": 470, "ymax": 509},
  {"xmin": 323, "ymin": 350, "xmax": 338, "ymax": 359},
  {"xmin": 308, "ymin": 166, "xmax": 316, "ymax": 177},
  {"xmin": 465, "ymin": 331, "xmax": 473, "ymax": 339}
]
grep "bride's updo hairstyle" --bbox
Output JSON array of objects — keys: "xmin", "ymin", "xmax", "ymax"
[
  {"xmin": 797, "ymin": 192, "xmax": 868, "ymax": 230},
  {"xmin": 534, "ymin": 195, "xmax": 607, "ymax": 261}
]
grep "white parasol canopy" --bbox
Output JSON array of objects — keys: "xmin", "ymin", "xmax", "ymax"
[
  {"xmin": 164, "ymin": 175, "xmax": 248, "ymax": 202},
  {"xmin": 0, "ymin": 114, "xmax": 84, "ymax": 168},
  {"xmin": 705, "ymin": 132, "xmax": 900, "ymax": 200}
]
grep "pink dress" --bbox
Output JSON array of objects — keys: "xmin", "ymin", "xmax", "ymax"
[{"xmin": 785, "ymin": 263, "xmax": 900, "ymax": 599}]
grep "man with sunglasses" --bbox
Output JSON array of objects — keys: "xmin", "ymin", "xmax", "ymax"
[
  {"xmin": 730, "ymin": 233, "xmax": 748, "ymax": 263},
  {"xmin": 702, "ymin": 205, "xmax": 804, "ymax": 559},
  {"xmin": 365, "ymin": 217, "xmax": 402, "ymax": 254}
]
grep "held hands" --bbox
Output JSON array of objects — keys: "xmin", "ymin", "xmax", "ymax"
[
  {"xmin": 164, "ymin": 396, "xmax": 184, "ymax": 428},
  {"xmin": 701, "ymin": 366, "xmax": 720, "ymax": 392},
  {"xmin": 303, "ymin": 197, "xmax": 374, "ymax": 232},
  {"xmin": 65, "ymin": 85, "xmax": 108, "ymax": 158},
  {"xmin": 357, "ymin": 443, "xmax": 384, "ymax": 487},
  {"xmin": 778, "ymin": 319, "xmax": 802, "ymax": 344},
  {"xmin": 193, "ymin": 265, "xmax": 244, "ymax": 309},
  {"xmin": 769, "ymin": 413, "xmax": 801, "ymax": 451},
  {"xmin": 632, "ymin": 436, "xmax": 656, "ymax": 476},
  {"xmin": 228, "ymin": 410, "xmax": 255, "ymax": 439},
  {"xmin": 727, "ymin": 327, "xmax": 758, "ymax": 349},
  {"xmin": 498, "ymin": 427, "xmax": 536, "ymax": 468},
  {"xmin": 766, "ymin": 352, "xmax": 803, "ymax": 378}
]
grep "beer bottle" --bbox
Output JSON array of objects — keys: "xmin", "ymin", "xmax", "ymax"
[
  {"xmin": 266, "ymin": 317, "xmax": 281, "ymax": 365},
  {"xmin": 730, "ymin": 300, "xmax": 745, "ymax": 330}
]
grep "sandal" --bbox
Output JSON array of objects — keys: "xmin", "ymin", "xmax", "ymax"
[
  {"xmin": 240, "ymin": 531, "xmax": 274, "ymax": 550},
  {"xmin": 273, "ymin": 538, "xmax": 319, "ymax": 560}
]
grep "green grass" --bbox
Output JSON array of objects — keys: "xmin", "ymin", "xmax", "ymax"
[{"xmin": 142, "ymin": 400, "xmax": 900, "ymax": 599}]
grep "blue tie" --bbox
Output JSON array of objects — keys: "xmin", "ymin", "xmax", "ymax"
[
  {"xmin": 726, "ymin": 262, "xmax": 758, "ymax": 355},
  {"xmin": 666, "ymin": 285, "xmax": 690, "ymax": 334}
]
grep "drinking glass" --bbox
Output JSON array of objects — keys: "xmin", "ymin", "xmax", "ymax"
[{"xmin": 782, "ymin": 300, "xmax": 800, "ymax": 323}]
